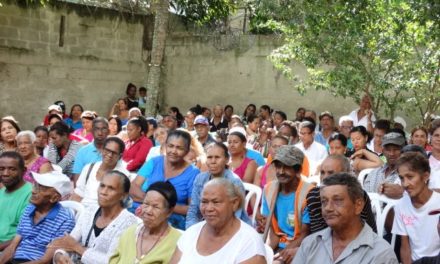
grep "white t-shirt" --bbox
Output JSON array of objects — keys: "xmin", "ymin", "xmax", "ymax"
[
  {"xmin": 177, "ymin": 220, "xmax": 266, "ymax": 264},
  {"xmin": 295, "ymin": 141, "xmax": 328, "ymax": 175},
  {"xmin": 429, "ymin": 155, "xmax": 440, "ymax": 189},
  {"xmin": 392, "ymin": 191, "xmax": 440, "ymax": 261},
  {"xmin": 348, "ymin": 109, "xmax": 376, "ymax": 129},
  {"xmin": 74, "ymin": 161, "xmax": 129, "ymax": 208}
]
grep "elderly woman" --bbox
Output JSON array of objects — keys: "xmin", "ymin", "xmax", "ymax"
[
  {"xmin": 50, "ymin": 171, "xmax": 139, "ymax": 264},
  {"xmin": 0, "ymin": 116, "xmax": 20, "ymax": 154},
  {"xmin": 47, "ymin": 121, "xmax": 81, "ymax": 177},
  {"xmin": 228, "ymin": 131, "xmax": 257, "ymax": 183},
  {"xmin": 186, "ymin": 142, "xmax": 249, "ymax": 228},
  {"xmin": 171, "ymin": 178, "xmax": 266, "ymax": 263},
  {"xmin": 72, "ymin": 111, "xmax": 97, "ymax": 143},
  {"xmin": 71, "ymin": 137, "xmax": 129, "ymax": 208},
  {"xmin": 16, "ymin": 131, "xmax": 52, "ymax": 183},
  {"xmin": 130, "ymin": 130, "xmax": 200, "ymax": 230},
  {"xmin": 123, "ymin": 117, "xmax": 153, "ymax": 172},
  {"xmin": 392, "ymin": 152, "xmax": 440, "ymax": 263},
  {"xmin": 110, "ymin": 182, "xmax": 181, "ymax": 264}
]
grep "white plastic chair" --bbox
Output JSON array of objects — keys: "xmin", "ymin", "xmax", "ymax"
[
  {"xmin": 60, "ymin": 200, "xmax": 84, "ymax": 222},
  {"xmin": 243, "ymin": 182, "xmax": 262, "ymax": 225},
  {"xmin": 367, "ymin": 192, "xmax": 398, "ymax": 247},
  {"xmin": 358, "ymin": 168, "xmax": 374, "ymax": 187},
  {"xmin": 52, "ymin": 164, "xmax": 63, "ymax": 173},
  {"xmin": 264, "ymin": 244, "xmax": 274, "ymax": 264}
]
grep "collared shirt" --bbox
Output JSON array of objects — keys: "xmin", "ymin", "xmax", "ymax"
[
  {"xmin": 348, "ymin": 109, "xmax": 376, "ymax": 129},
  {"xmin": 209, "ymin": 117, "xmax": 228, "ymax": 132},
  {"xmin": 72, "ymin": 142, "xmax": 102, "ymax": 174},
  {"xmin": 293, "ymin": 224, "xmax": 398, "ymax": 264},
  {"xmin": 363, "ymin": 165, "xmax": 400, "ymax": 193},
  {"xmin": 295, "ymin": 141, "xmax": 328, "ymax": 175},
  {"xmin": 14, "ymin": 203, "xmax": 75, "ymax": 261},
  {"xmin": 185, "ymin": 169, "xmax": 251, "ymax": 229}
]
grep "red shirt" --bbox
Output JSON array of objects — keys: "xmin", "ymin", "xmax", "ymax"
[{"xmin": 122, "ymin": 136, "xmax": 153, "ymax": 172}]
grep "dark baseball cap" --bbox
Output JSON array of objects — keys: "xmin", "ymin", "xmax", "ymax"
[{"xmin": 273, "ymin": 145, "xmax": 304, "ymax": 167}]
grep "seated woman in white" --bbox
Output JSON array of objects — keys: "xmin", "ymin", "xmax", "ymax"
[
  {"xmin": 392, "ymin": 152, "xmax": 440, "ymax": 263},
  {"xmin": 170, "ymin": 178, "xmax": 266, "ymax": 264}
]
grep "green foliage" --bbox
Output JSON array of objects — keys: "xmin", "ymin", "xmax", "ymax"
[
  {"xmin": 171, "ymin": 0, "xmax": 237, "ymax": 25},
  {"xmin": 252, "ymin": 0, "xmax": 440, "ymax": 125}
]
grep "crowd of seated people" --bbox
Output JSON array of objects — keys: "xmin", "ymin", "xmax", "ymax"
[{"xmin": 0, "ymin": 83, "xmax": 440, "ymax": 263}]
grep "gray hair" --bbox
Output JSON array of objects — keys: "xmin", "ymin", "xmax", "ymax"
[
  {"xmin": 321, "ymin": 172, "xmax": 364, "ymax": 203},
  {"xmin": 16, "ymin": 130, "xmax": 36, "ymax": 143},
  {"xmin": 325, "ymin": 154, "xmax": 351, "ymax": 173},
  {"xmin": 203, "ymin": 178, "xmax": 244, "ymax": 211}
]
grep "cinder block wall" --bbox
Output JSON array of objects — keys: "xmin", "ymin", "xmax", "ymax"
[{"xmin": 0, "ymin": 3, "xmax": 362, "ymax": 130}]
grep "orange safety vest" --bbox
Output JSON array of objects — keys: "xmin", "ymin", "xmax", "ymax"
[{"xmin": 262, "ymin": 179, "xmax": 314, "ymax": 244}]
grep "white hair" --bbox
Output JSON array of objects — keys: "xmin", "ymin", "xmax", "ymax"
[
  {"xmin": 338, "ymin": 115, "xmax": 354, "ymax": 127},
  {"xmin": 16, "ymin": 130, "xmax": 36, "ymax": 143},
  {"xmin": 203, "ymin": 178, "xmax": 244, "ymax": 211}
]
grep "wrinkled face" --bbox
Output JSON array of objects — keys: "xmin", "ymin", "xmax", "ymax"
[
  {"xmin": 82, "ymin": 118, "xmax": 93, "ymax": 132},
  {"xmin": 17, "ymin": 135, "xmax": 34, "ymax": 158},
  {"xmin": 1, "ymin": 121, "xmax": 18, "ymax": 143},
  {"xmin": 320, "ymin": 185, "xmax": 363, "ymax": 229},
  {"xmin": 139, "ymin": 190, "xmax": 171, "ymax": 230},
  {"xmin": 373, "ymin": 129, "xmax": 386, "ymax": 146},
  {"xmin": 0, "ymin": 157, "xmax": 23, "ymax": 189},
  {"xmin": 398, "ymin": 165, "xmax": 429, "ymax": 198},
  {"xmin": 102, "ymin": 141, "xmax": 122, "ymax": 167},
  {"xmin": 166, "ymin": 137, "xmax": 188, "ymax": 164},
  {"xmin": 350, "ymin": 131, "xmax": 367, "ymax": 151},
  {"xmin": 49, "ymin": 131, "xmax": 66, "ymax": 148},
  {"xmin": 206, "ymin": 145, "xmax": 228, "ymax": 176},
  {"xmin": 360, "ymin": 95, "xmax": 372, "ymax": 110},
  {"xmin": 227, "ymin": 135, "xmax": 245, "ymax": 155},
  {"xmin": 200, "ymin": 184, "xmax": 238, "ymax": 229},
  {"xmin": 431, "ymin": 128, "xmax": 440, "ymax": 151},
  {"xmin": 248, "ymin": 117, "xmax": 260, "ymax": 132},
  {"xmin": 35, "ymin": 130, "xmax": 48, "ymax": 148},
  {"xmin": 273, "ymin": 113, "xmax": 285, "ymax": 128},
  {"xmin": 154, "ymin": 127, "xmax": 168, "ymax": 145},
  {"xmin": 320, "ymin": 116, "xmax": 333, "ymax": 130},
  {"xmin": 329, "ymin": 140, "xmax": 346, "ymax": 155},
  {"xmin": 273, "ymin": 160, "xmax": 299, "ymax": 185},
  {"xmin": 268, "ymin": 138, "xmax": 288, "ymax": 157},
  {"xmin": 126, "ymin": 123, "xmax": 141, "ymax": 141},
  {"xmin": 383, "ymin": 144, "xmax": 402, "ymax": 166},
  {"xmin": 195, "ymin": 124, "xmax": 209, "ymax": 139},
  {"xmin": 98, "ymin": 174, "xmax": 125, "ymax": 208},
  {"xmin": 299, "ymin": 127, "xmax": 314, "ymax": 145},
  {"xmin": 320, "ymin": 158, "xmax": 344, "ymax": 181},
  {"xmin": 31, "ymin": 183, "xmax": 59, "ymax": 206},
  {"xmin": 411, "ymin": 129, "xmax": 428, "ymax": 147},
  {"xmin": 108, "ymin": 119, "xmax": 119, "ymax": 135},
  {"xmin": 339, "ymin": 121, "xmax": 353, "ymax": 138},
  {"xmin": 92, "ymin": 122, "xmax": 109, "ymax": 144},
  {"xmin": 71, "ymin": 106, "xmax": 82, "ymax": 119}
]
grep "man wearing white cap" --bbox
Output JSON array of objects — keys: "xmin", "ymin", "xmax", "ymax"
[
  {"xmin": 0, "ymin": 171, "xmax": 75, "ymax": 263},
  {"xmin": 43, "ymin": 104, "xmax": 64, "ymax": 127},
  {"xmin": 194, "ymin": 115, "xmax": 216, "ymax": 148}
]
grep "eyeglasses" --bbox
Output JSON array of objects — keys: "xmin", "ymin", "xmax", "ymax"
[{"xmin": 103, "ymin": 148, "xmax": 120, "ymax": 157}]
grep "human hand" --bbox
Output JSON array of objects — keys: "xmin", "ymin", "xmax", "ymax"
[
  {"xmin": 379, "ymin": 183, "xmax": 403, "ymax": 199},
  {"xmin": 256, "ymin": 213, "xmax": 266, "ymax": 233},
  {"xmin": 49, "ymin": 235, "xmax": 78, "ymax": 252},
  {"xmin": 54, "ymin": 252, "xmax": 72, "ymax": 264},
  {"xmin": 274, "ymin": 247, "xmax": 298, "ymax": 264},
  {"xmin": 350, "ymin": 149, "xmax": 364, "ymax": 159}
]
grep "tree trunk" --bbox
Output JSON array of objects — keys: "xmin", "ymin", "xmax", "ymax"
[{"xmin": 145, "ymin": 0, "xmax": 170, "ymax": 117}]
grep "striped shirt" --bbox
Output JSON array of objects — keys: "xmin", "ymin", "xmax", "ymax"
[
  {"xmin": 14, "ymin": 203, "xmax": 75, "ymax": 261},
  {"xmin": 307, "ymin": 187, "xmax": 377, "ymax": 234}
]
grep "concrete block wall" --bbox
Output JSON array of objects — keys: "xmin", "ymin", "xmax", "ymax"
[{"xmin": 0, "ymin": 3, "xmax": 362, "ymax": 130}]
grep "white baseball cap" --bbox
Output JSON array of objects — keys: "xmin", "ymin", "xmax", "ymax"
[
  {"xmin": 48, "ymin": 104, "xmax": 62, "ymax": 113},
  {"xmin": 31, "ymin": 171, "xmax": 72, "ymax": 197}
]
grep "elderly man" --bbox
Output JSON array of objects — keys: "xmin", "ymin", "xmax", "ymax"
[
  {"xmin": 293, "ymin": 173, "xmax": 398, "ymax": 264},
  {"xmin": 194, "ymin": 115, "xmax": 216, "ymax": 148},
  {"xmin": 0, "ymin": 171, "xmax": 75, "ymax": 263},
  {"xmin": 261, "ymin": 145, "xmax": 314, "ymax": 263},
  {"xmin": 72, "ymin": 117, "xmax": 110, "ymax": 182},
  {"xmin": 306, "ymin": 155, "xmax": 376, "ymax": 234},
  {"xmin": 363, "ymin": 132, "xmax": 405, "ymax": 199},
  {"xmin": 0, "ymin": 152, "xmax": 32, "ymax": 251}
]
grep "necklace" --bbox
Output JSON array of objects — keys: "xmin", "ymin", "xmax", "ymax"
[{"xmin": 135, "ymin": 225, "xmax": 168, "ymax": 263}]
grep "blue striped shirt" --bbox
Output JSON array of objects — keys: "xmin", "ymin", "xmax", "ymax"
[{"xmin": 14, "ymin": 203, "xmax": 75, "ymax": 261}]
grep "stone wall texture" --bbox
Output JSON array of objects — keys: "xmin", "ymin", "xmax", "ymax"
[{"xmin": 0, "ymin": 2, "xmax": 359, "ymax": 130}]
